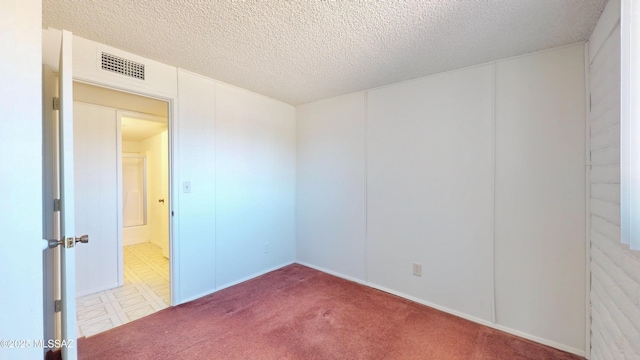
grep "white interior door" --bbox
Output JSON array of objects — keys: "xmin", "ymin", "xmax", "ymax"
[
  {"xmin": 58, "ymin": 29, "xmax": 80, "ymax": 360},
  {"xmin": 42, "ymin": 64, "xmax": 61, "ymax": 351}
]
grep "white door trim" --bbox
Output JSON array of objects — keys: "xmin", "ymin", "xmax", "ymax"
[{"xmin": 73, "ymin": 78, "xmax": 179, "ymax": 306}]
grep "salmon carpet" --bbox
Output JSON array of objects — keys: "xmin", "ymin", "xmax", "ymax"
[{"xmin": 69, "ymin": 264, "xmax": 582, "ymax": 359}]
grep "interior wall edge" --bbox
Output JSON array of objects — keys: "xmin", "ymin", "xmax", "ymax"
[
  {"xmin": 583, "ymin": 41, "xmax": 592, "ymax": 359},
  {"xmin": 493, "ymin": 42, "xmax": 587, "ymax": 349},
  {"xmin": 363, "ymin": 90, "xmax": 369, "ymax": 284},
  {"xmin": 490, "ymin": 61, "xmax": 497, "ymax": 325}
]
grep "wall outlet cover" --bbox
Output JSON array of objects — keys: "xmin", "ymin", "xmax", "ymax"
[{"xmin": 412, "ymin": 263, "xmax": 422, "ymax": 277}]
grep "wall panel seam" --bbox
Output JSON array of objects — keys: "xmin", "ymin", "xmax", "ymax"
[
  {"xmin": 491, "ymin": 62, "xmax": 497, "ymax": 324},
  {"xmin": 584, "ymin": 42, "xmax": 592, "ymax": 357},
  {"xmin": 364, "ymin": 91, "xmax": 369, "ymax": 283}
]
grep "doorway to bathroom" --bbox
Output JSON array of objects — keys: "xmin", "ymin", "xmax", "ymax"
[{"xmin": 71, "ymin": 81, "xmax": 171, "ymax": 337}]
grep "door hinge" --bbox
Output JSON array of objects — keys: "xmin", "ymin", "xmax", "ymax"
[
  {"xmin": 54, "ymin": 299, "xmax": 62, "ymax": 313},
  {"xmin": 53, "ymin": 199, "xmax": 61, "ymax": 212},
  {"xmin": 53, "ymin": 97, "xmax": 60, "ymax": 111}
]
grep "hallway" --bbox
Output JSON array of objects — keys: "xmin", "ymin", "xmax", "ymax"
[{"xmin": 76, "ymin": 243, "xmax": 169, "ymax": 337}]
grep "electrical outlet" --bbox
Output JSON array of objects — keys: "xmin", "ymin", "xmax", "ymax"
[
  {"xmin": 264, "ymin": 242, "xmax": 270, "ymax": 254},
  {"xmin": 412, "ymin": 263, "xmax": 422, "ymax": 277}
]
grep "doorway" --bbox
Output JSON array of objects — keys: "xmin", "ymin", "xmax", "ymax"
[{"xmin": 71, "ymin": 82, "xmax": 171, "ymax": 337}]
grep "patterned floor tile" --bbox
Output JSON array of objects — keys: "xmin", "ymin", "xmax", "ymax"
[
  {"xmin": 76, "ymin": 243, "xmax": 169, "ymax": 337},
  {"xmin": 79, "ymin": 315, "xmax": 123, "ymax": 337}
]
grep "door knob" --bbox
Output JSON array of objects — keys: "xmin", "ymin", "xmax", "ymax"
[
  {"xmin": 47, "ymin": 235, "xmax": 89, "ymax": 248},
  {"xmin": 47, "ymin": 239, "xmax": 63, "ymax": 249},
  {"xmin": 158, "ymin": 199, "xmax": 165, "ymax": 204}
]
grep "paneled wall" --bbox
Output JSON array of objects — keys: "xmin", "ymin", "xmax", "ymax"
[
  {"xmin": 366, "ymin": 65, "xmax": 495, "ymax": 322},
  {"xmin": 42, "ymin": 31, "xmax": 296, "ymax": 305},
  {"xmin": 176, "ymin": 70, "xmax": 217, "ymax": 300},
  {"xmin": 296, "ymin": 44, "xmax": 587, "ymax": 355},
  {"xmin": 177, "ymin": 70, "xmax": 296, "ymax": 302},
  {"xmin": 215, "ymin": 81, "xmax": 296, "ymax": 288},
  {"xmin": 588, "ymin": 0, "xmax": 640, "ymax": 358},
  {"xmin": 494, "ymin": 44, "xmax": 586, "ymax": 352},
  {"xmin": 296, "ymin": 93, "xmax": 367, "ymax": 280}
]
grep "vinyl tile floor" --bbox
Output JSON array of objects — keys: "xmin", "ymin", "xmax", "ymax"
[{"xmin": 76, "ymin": 243, "xmax": 170, "ymax": 338}]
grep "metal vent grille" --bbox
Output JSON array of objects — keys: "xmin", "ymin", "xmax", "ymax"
[{"xmin": 101, "ymin": 52, "xmax": 145, "ymax": 80}]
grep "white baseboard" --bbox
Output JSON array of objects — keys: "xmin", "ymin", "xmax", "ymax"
[
  {"xmin": 295, "ymin": 261, "xmax": 586, "ymax": 358},
  {"xmin": 296, "ymin": 261, "xmax": 368, "ymax": 286},
  {"xmin": 176, "ymin": 261, "xmax": 296, "ymax": 305},
  {"xmin": 214, "ymin": 261, "xmax": 297, "ymax": 292}
]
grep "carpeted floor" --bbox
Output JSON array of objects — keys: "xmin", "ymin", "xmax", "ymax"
[{"xmin": 74, "ymin": 264, "xmax": 582, "ymax": 359}]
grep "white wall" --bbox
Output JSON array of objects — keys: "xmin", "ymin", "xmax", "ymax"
[
  {"xmin": 367, "ymin": 65, "xmax": 495, "ymax": 322},
  {"xmin": 123, "ymin": 141, "xmax": 142, "ymax": 153},
  {"xmin": 176, "ymin": 70, "xmax": 217, "ymax": 301},
  {"xmin": 494, "ymin": 44, "xmax": 586, "ymax": 352},
  {"xmin": 0, "ymin": 0, "xmax": 44, "ymax": 358},
  {"xmin": 215, "ymin": 81, "xmax": 297, "ymax": 288},
  {"xmin": 296, "ymin": 93, "xmax": 367, "ymax": 280},
  {"xmin": 176, "ymin": 70, "xmax": 296, "ymax": 302},
  {"xmin": 589, "ymin": 1, "xmax": 640, "ymax": 359},
  {"xmin": 296, "ymin": 44, "xmax": 587, "ymax": 355}
]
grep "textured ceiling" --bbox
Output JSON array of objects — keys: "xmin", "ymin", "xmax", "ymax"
[{"xmin": 43, "ymin": 0, "xmax": 607, "ymax": 105}]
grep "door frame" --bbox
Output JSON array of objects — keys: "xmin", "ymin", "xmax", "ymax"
[
  {"xmin": 42, "ymin": 31, "xmax": 182, "ymax": 347},
  {"xmin": 73, "ymin": 78, "xmax": 178, "ymax": 306}
]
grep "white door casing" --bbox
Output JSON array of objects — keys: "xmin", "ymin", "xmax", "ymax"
[{"xmin": 147, "ymin": 130, "xmax": 170, "ymax": 258}]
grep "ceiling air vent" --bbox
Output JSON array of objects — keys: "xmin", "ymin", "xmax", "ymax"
[{"xmin": 101, "ymin": 52, "xmax": 145, "ymax": 80}]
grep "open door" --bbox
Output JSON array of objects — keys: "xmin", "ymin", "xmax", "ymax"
[
  {"xmin": 44, "ymin": 29, "xmax": 88, "ymax": 360},
  {"xmin": 58, "ymin": 29, "xmax": 80, "ymax": 360},
  {"xmin": 42, "ymin": 63, "xmax": 60, "ymax": 355}
]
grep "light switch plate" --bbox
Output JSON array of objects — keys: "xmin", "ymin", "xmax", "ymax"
[{"xmin": 183, "ymin": 181, "xmax": 191, "ymax": 193}]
